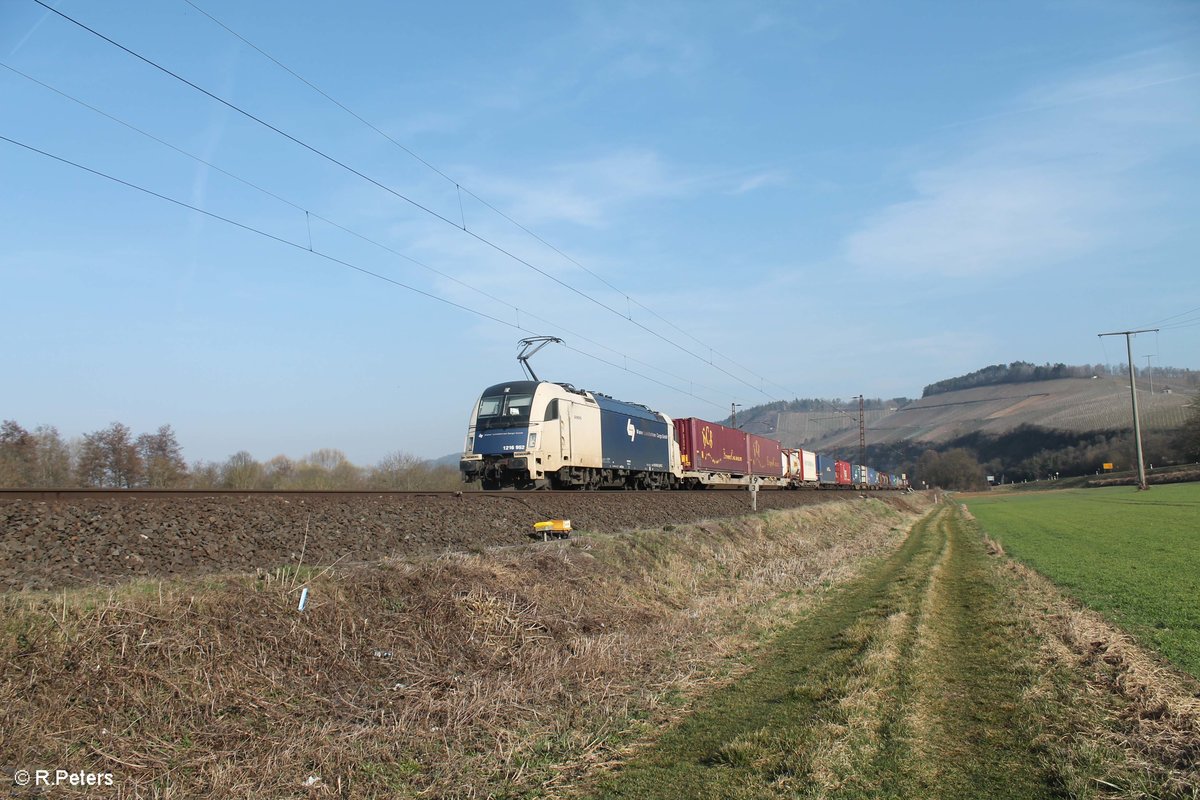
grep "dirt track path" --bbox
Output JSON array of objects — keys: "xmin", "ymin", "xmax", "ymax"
[{"xmin": 587, "ymin": 503, "xmax": 1056, "ymax": 799}]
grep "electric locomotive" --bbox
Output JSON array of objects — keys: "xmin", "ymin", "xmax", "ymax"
[{"xmin": 459, "ymin": 380, "xmax": 679, "ymax": 490}]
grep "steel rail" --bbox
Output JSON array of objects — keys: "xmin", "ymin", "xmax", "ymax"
[{"xmin": 0, "ymin": 488, "xmax": 582, "ymax": 501}]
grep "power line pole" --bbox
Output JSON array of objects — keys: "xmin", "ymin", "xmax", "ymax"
[
  {"xmin": 1098, "ymin": 328, "xmax": 1159, "ymax": 490},
  {"xmin": 857, "ymin": 394, "xmax": 866, "ymax": 466}
]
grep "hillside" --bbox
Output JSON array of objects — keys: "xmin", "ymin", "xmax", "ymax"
[{"xmin": 743, "ymin": 375, "xmax": 1195, "ymax": 453}]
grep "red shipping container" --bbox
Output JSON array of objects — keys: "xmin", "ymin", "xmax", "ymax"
[
  {"xmin": 835, "ymin": 460, "xmax": 853, "ymax": 485},
  {"xmin": 674, "ymin": 418, "xmax": 749, "ymax": 474},
  {"xmin": 674, "ymin": 418, "xmax": 784, "ymax": 478},
  {"xmin": 747, "ymin": 432, "xmax": 783, "ymax": 477}
]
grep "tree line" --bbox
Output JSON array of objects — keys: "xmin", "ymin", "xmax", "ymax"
[
  {"xmin": 922, "ymin": 361, "xmax": 1200, "ymax": 398},
  {"xmin": 0, "ymin": 420, "xmax": 462, "ymax": 491},
  {"xmin": 922, "ymin": 362, "xmax": 1098, "ymax": 397}
]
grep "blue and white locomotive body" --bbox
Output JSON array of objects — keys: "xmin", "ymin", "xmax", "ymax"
[
  {"xmin": 594, "ymin": 394, "xmax": 672, "ymax": 474},
  {"xmin": 459, "ymin": 380, "xmax": 679, "ymax": 490}
]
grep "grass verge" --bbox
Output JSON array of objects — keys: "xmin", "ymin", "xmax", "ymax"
[
  {"xmin": 583, "ymin": 504, "xmax": 1060, "ymax": 799},
  {"xmin": 0, "ymin": 496, "xmax": 925, "ymax": 798},
  {"xmin": 583, "ymin": 502, "xmax": 1200, "ymax": 800},
  {"xmin": 964, "ymin": 484, "xmax": 1200, "ymax": 677}
]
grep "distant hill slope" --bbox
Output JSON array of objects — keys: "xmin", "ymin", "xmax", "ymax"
[{"xmin": 748, "ymin": 376, "xmax": 1195, "ymax": 452}]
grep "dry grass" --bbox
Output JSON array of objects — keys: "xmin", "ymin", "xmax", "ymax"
[
  {"xmin": 981, "ymin": 531, "xmax": 1200, "ymax": 797},
  {"xmin": 800, "ymin": 609, "xmax": 912, "ymax": 796},
  {"xmin": 0, "ymin": 497, "xmax": 927, "ymax": 798}
]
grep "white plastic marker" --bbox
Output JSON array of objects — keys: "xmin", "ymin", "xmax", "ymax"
[{"xmin": 298, "ymin": 587, "xmax": 310, "ymax": 612}]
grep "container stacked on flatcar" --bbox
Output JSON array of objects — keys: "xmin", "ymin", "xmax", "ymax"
[
  {"xmin": 747, "ymin": 432, "xmax": 783, "ymax": 477},
  {"xmin": 817, "ymin": 453, "xmax": 837, "ymax": 485},
  {"xmin": 675, "ymin": 417, "xmax": 748, "ymax": 474},
  {"xmin": 675, "ymin": 418, "xmax": 785, "ymax": 487}
]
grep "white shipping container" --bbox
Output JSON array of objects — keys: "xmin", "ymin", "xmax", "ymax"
[{"xmin": 801, "ymin": 449, "xmax": 818, "ymax": 482}]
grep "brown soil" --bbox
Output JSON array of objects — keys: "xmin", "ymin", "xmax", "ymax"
[{"xmin": 0, "ymin": 490, "xmax": 897, "ymax": 592}]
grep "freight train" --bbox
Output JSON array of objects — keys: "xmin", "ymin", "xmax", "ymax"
[{"xmin": 458, "ymin": 379, "xmax": 907, "ymax": 491}]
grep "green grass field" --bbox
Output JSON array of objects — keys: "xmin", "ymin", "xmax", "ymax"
[{"xmin": 965, "ymin": 484, "xmax": 1200, "ymax": 677}]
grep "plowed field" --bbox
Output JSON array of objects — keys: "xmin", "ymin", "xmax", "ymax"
[{"xmin": 0, "ymin": 489, "xmax": 866, "ymax": 591}]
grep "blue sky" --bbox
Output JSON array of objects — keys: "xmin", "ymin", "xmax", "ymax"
[{"xmin": 2, "ymin": 0, "xmax": 1198, "ymax": 464}]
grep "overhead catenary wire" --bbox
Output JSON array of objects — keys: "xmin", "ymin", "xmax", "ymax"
[
  {"xmin": 31, "ymin": 0, "xmax": 787, "ymax": 403},
  {"xmin": 180, "ymin": 0, "xmax": 802, "ymax": 400},
  {"xmin": 1135, "ymin": 304, "xmax": 1200, "ymax": 329},
  {"xmin": 0, "ymin": 61, "xmax": 735, "ymax": 407},
  {"xmin": 0, "ymin": 133, "xmax": 732, "ymax": 413}
]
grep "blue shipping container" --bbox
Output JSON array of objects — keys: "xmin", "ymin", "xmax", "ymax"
[
  {"xmin": 852, "ymin": 464, "xmax": 866, "ymax": 484},
  {"xmin": 595, "ymin": 396, "xmax": 671, "ymax": 471},
  {"xmin": 867, "ymin": 467, "xmax": 878, "ymax": 485},
  {"xmin": 816, "ymin": 453, "xmax": 837, "ymax": 484}
]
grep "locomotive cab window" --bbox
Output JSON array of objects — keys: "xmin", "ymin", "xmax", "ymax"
[
  {"xmin": 478, "ymin": 397, "xmax": 503, "ymax": 418},
  {"xmin": 478, "ymin": 394, "xmax": 531, "ymax": 418},
  {"xmin": 505, "ymin": 394, "xmax": 532, "ymax": 417},
  {"xmin": 544, "ymin": 399, "xmax": 559, "ymax": 421}
]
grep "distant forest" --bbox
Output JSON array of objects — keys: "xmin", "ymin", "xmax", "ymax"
[
  {"xmin": 738, "ymin": 397, "xmax": 911, "ymax": 415},
  {"xmin": 922, "ymin": 361, "xmax": 1200, "ymax": 397}
]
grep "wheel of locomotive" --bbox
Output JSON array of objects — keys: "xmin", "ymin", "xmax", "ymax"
[{"xmin": 481, "ymin": 478, "xmax": 501, "ymax": 491}]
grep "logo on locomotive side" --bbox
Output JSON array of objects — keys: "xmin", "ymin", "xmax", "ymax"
[{"xmin": 626, "ymin": 419, "xmax": 636, "ymax": 442}]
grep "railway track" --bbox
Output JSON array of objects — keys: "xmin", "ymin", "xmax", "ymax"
[{"xmin": 0, "ymin": 488, "xmax": 578, "ymax": 501}]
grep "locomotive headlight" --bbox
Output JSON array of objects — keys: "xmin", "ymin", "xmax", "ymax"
[{"xmin": 528, "ymin": 432, "xmax": 538, "ymax": 449}]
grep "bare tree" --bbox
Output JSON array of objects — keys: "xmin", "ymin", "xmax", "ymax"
[
  {"xmin": 76, "ymin": 422, "xmax": 143, "ymax": 488},
  {"xmin": 370, "ymin": 451, "xmax": 428, "ymax": 490},
  {"xmin": 188, "ymin": 459, "xmax": 222, "ymax": 489},
  {"xmin": 220, "ymin": 451, "xmax": 263, "ymax": 489},
  {"xmin": 0, "ymin": 420, "xmax": 35, "ymax": 486},
  {"xmin": 31, "ymin": 425, "xmax": 72, "ymax": 486},
  {"xmin": 914, "ymin": 447, "xmax": 987, "ymax": 490},
  {"xmin": 262, "ymin": 455, "xmax": 296, "ymax": 489},
  {"xmin": 291, "ymin": 449, "xmax": 362, "ymax": 489},
  {"xmin": 137, "ymin": 425, "xmax": 188, "ymax": 488}
]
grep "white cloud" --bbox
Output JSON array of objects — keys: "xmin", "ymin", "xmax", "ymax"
[
  {"xmin": 844, "ymin": 53, "xmax": 1200, "ymax": 278},
  {"xmin": 732, "ymin": 170, "xmax": 788, "ymax": 195},
  {"xmin": 463, "ymin": 149, "xmax": 692, "ymax": 228},
  {"xmin": 845, "ymin": 165, "xmax": 1111, "ymax": 276}
]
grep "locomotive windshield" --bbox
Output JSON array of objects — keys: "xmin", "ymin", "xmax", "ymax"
[{"xmin": 477, "ymin": 392, "xmax": 533, "ymax": 425}]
